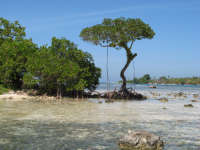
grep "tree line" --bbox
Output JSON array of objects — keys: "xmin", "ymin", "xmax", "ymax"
[
  {"xmin": 126, "ymin": 74, "xmax": 200, "ymax": 85},
  {"xmin": 0, "ymin": 17, "xmax": 101, "ymax": 97}
]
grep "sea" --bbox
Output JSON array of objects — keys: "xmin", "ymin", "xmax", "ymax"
[{"xmin": 0, "ymin": 83, "xmax": 199, "ymax": 150}]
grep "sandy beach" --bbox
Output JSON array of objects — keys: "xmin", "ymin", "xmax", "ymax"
[{"xmin": 0, "ymin": 91, "xmax": 33, "ymax": 101}]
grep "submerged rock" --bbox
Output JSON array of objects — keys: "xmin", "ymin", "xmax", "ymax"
[
  {"xmin": 184, "ymin": 104, "xmax": 194, "ymax": 108},
  {"xmin": 159, "ymin": 97, "xmax": 168, "ymax": 103},
  {"xmin": 149, "ymin": 86, "xmax": 157, "ymax": 89},
  {"xmin": 191, "ymin": 100, "xmax": 199, "ymax": 102},
  {"xmin": 105, "ymin": 99, "xmax": 114, "ymax": 103},
  {"xmin": 174, "ymin": 92, "xmax": 185, "ymax": 97},
  {"xmin": 193, "ymin": 94, "xmax": 199, "ymax": 98},
  {"xmin": 118, "ymin": 130, "xmax": 164, "ymax": 150}
]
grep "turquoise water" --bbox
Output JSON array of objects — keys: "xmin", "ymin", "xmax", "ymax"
[{"xmin": 0, "ymin": 84, "xmax": 200, "ymax": 150}]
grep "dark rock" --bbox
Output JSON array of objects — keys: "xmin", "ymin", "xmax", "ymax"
[
  {"xmin": 119, "ymin": 130, "xmax": 164, "ymax": 150},
  {"xmin": 191, "ymin": 100, "xmax": 199, "ymax": 102},
  {"xmin": 175, "ymin": 92, "xmax": 185, "ymax": 97},
  {"xmin": 105, "ymin": 98, "xmax": 114, "ymax": 103},
  {"xmin": 184, "ymin": 104, "xmax": 194, "ymax": 108},
  {"xmin": 149, "ymin": 86, "xmax": 157, "ymax": 89}
]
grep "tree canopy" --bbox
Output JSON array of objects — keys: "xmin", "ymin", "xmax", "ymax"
[
  {"xmin": 0, "ymin": 18, "xmax": 34, "ymax": 89},
  {"xmin": 0, "ymin": 38, "xmax": 37, "ymax": 89},
  {"xmin": 25, "ymin": 37, "xmax": 101, "ymax": 96},
  {"xmin": 0, "ymin": 17, "xmax": 25, "ymax": 45},
  {"xmin": 80, "ymin": 18, "xmax": 155, "ymax": 48}
]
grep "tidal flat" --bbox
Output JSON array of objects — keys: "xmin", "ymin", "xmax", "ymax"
[{"xmin": 0, "ymin": 84, "xmax": 200, "ymax": 150}]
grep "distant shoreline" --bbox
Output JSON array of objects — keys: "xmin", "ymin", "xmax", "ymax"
[
  {"xmin": 118, "ymin": 75, "xmax": 200, "ymax": 85},
  {"xmin": 117, "ymin": 82, "xmax": 200, "ymax": 86}
]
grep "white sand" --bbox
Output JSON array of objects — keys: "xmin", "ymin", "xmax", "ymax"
[{"xmin": 0, "ymin": 91, "xmax": 32, "ymax": 101}]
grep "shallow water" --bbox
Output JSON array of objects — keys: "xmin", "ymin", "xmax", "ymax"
[{"xmin": 0, "ymin": 84, "xmax": 200, "ymax": 150}]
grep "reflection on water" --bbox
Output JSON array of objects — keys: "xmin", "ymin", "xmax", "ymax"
[{"xmin": 0, "ymin": 98, "xmax": 200, "ymax": 150}]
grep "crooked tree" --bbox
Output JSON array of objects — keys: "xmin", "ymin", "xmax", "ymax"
[{"xmin": 80, "ymin": 17, "xmax": 155, "ymax": 94}]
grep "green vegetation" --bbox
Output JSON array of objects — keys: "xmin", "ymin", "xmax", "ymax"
[
  {"xmin": 0, "ymin": 17, "xmax": 101, "ymax": 97},
  {"xmin": 156, "ymin": 76, "xmax": 200, "ymax": 85},
  {"xmin": 125, "ymin": 74, "xmax": 200, "ymax": 85},
  {"xmin": 24, "ymin": 37, "xmax": 101, "ymax": 97},
  {"xmin": 0, "ymin": 17, "xmax": 35, "ymax": 89},
  {"xmin": 80, "ymin": 17, "xmax": 155, "ymax": 94},
  {"xmin": 0, "ymin": 84, "xmax": 9, "ymax": 95}
]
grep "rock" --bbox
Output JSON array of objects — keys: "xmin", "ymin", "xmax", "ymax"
[
  {"xmin": 184, "ymin": 104, "xmax": 194, "ymax": 108},
  {"xmin": 191, "ymin": 100, "xmax": 199, "ymax": 102},
  {"xmin": 183, "ymin": 95, "xmax": 187, "ymax": 98},
  {"xmin": 118, "ymin": 130, "xmax": 164, "ymax": 150},
  {"xmin": 105, "ymin": 99, "xmax": 114, "ymax": 103},
  {"xmin": 193, "ymin": 94, "xmax": 199, "ymax": 98},
  {"xmin": 8, "ymin": 96, "xmax": 13, "ymax": 99},
  {"xmin": 151, "ymin": 92, "xmax": 160, "ymax": 97},
  {"xmin": 175, "ymin": 92, "xmax": 184, "ymax": 97},
  {"xmin": 159, "ymin": 97, "xmax": 168, "ymax": 103},
  {"xmin": 149, "ymin": 86, "xmax": 157, "ymax": 89},
  {"xmin": 27, "ymin": 90, "xmax": 38, "ymax": 96}
]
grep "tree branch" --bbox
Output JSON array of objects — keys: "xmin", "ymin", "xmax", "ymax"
[
  {"xmin": 132, "ymin": 53, "xmax": 137, "ymax": 59},
  {"xmin": 129, "ymin": 40, "xmax": 134, "ymax": 49}
]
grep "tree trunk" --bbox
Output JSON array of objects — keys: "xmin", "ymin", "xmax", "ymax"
[
  {"xmin": 57, "ymin": 87, "xmax": 59, "ymax": 99},
  {"xmin": 56, "ymin": 84, "xmax": 62, "ymax": 99},
  {"xmin": 120, "ymin": 49, "xmax": 137, "ymax": 94}
]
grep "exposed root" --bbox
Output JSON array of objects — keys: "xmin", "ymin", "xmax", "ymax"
[
  {"xmin": 87, "ymin": 88, "xmax": 146, "ymax": 101},
  {"xmin": 20, "ymin": 89, "xmax": 146, "ymax": 102}
]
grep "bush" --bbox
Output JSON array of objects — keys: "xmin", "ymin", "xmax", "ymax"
[{"xmin": 0, "ymin": 84, "xmax": 9, "ymax": 95}]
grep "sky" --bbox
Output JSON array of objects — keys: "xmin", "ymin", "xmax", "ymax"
[{"xmin": 0, "ymin": 0, "xmax": 200, "ymax": 82}]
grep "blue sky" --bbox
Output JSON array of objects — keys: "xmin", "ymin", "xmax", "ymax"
[{"xmin": 1, "ymin": 0, "xmax": 200, "ymax": 81}]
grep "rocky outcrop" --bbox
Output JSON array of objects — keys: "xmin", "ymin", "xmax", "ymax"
[
  {"xmin": 118, "ymin": 130, "xmax": 164, "ymax": 150},
  {"xmin": 184, "ymin": 104, "xmax": 194, "ymax": 108}
]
